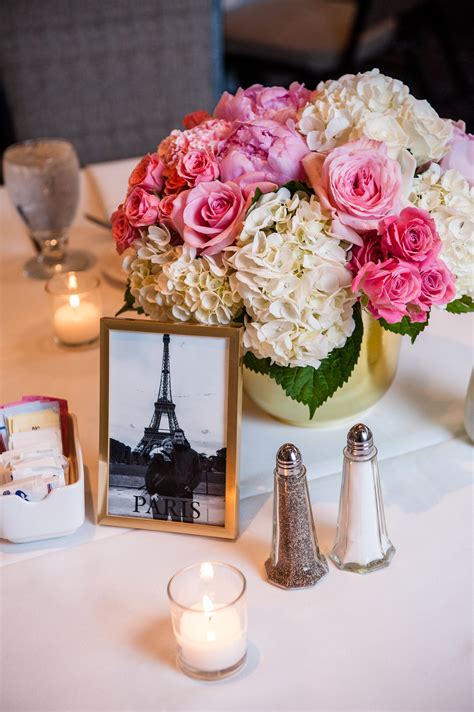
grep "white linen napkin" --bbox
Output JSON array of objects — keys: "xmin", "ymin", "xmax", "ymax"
[{"xmin": 84, "ymin": 158, "xmax": 140, "ymax": 220}]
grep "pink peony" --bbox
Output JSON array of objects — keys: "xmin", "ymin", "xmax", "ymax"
[
  {"xmin": 111, "ymin": 205, "xmax": 140, "ymax": 255},
  {"xmin": 349, "ymin": 231, "xmax": 386, "ymax": 271},
  {"xmin": 352, "ymin": 258, "xmax": 422, "ymax": 323},
  {"xmin": 128, "ymin": 153, "xmax": 164, "ymax": 193},
  {"xmin": 217, "ymin": 119, "xmax": 309, "ymax": 195},
  {"xmin": 125, "ymin": 186, "xmax": 161, "ymax": 227},
  {"xmin": 303, "ymin": 138, "xmax": 404, "ymax": 237},
  {"xmin": 177, "ymin": 149, "xmax": 219, "ymax": 187},
  {"xmin": 214, "ymin": 82, "xmax": 310, "ymax": 124},
  {"xmin": 417, "ymin": 259, "xmax": 456, "ymax": 308},
  {"xmin": 380, "ymin": 207, "xmax": 441, "ymax": 266},
  {"xmin": 171, "ymin": 180, "xmax": 246, "ymax": 256},
  {"xmin": 439, "ymin": 121, "xmax": 474, "ymax": 185}
]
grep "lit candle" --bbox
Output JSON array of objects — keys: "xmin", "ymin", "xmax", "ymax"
[
  {"xmin": 177, "ymin": 594, "xmax": 246, "ymax": 673},
  {"xmin": 53, "ymin": 294, "xmax": 100, "ymax": 345},
  {"xmin": 168, "ymin": 561, "xmax": 247, "ymax": 679}
]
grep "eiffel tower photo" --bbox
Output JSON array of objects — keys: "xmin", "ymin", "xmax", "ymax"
[{"xmin": 134, "ymin": 333, "xmax": 183, "ymax": 458}]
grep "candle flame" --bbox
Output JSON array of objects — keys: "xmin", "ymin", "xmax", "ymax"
[
  {"xmin": 200, "ymin": 562, "xmax": 214, "ymax": 581},
  {"xmin": 69, "ymin": 294, "xmax": 80, "ymax": 309},
  {"xmin": 206, "ymin": 630, "xmax": 216, "ymax": 643},
  {"xmin": 202, "ymin": 594, "xmax": 214, "ymax": 613},
  {"xmin": 68, "ymin": 273, "xmax": 78, "ymax": 290}
]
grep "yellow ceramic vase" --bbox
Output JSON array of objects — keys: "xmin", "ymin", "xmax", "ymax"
[{"xmin": 243, "ymin": 312, "xmax": 402, "ymax": 428}]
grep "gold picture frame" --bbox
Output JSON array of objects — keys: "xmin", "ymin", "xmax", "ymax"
[{"xmin": 98, "ymin": 318, "xmax": 243, "ymax": 539}]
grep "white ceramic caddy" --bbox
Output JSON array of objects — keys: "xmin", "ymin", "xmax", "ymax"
[{"xmin": 0, "ymin": 414, "xmax": 85, "ymax": 543}]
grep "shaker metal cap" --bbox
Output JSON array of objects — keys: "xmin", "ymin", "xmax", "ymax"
[
  {"xmin": 276, "ymin": 443, "xmax": 303, "ymax": 476},
  {"xmin": 346, "ymin": 423, "xmax": 374, "ymax": 456}
]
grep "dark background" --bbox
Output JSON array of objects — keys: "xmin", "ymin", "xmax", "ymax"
[{"xmin": 1, "ymin": 0, "xmax": 472, "ymax": 175}]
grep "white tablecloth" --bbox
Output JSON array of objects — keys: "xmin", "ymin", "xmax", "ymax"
[{"xmin": 0, "ymin": 159, "xmax": 472, "ymax": 712}]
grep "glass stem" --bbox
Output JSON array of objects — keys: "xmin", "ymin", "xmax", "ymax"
[{"xmin": 35, "ymin": 232, "xmax": 68, "ymax": 266}]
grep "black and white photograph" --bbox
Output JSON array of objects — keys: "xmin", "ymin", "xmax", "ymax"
[{"xmin": 98, "ymin": 319, "xmax": 242, "ymax": 539}]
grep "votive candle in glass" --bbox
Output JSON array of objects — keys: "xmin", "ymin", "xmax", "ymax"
[
  {"xmin": 46, "ymin": 272, "xmax": 101, "ymax": 346},
  {"xmin": 167, "ymin": 561, "xmax": 247, "ymax": 680}
]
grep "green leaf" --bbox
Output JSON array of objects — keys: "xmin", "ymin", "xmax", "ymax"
[
  {"xmin": 232, "ymin": 309, "xmax": 247, "ymax": 324},
  {"xmin": 249, "ymin": 187, "xmax": 263, "ymax": 206},
  {"xmin": 243, "ymin": 303, "xmax": 363, "ymax": 418},
  {"xmin": 378, "ymin": 312, "xmax": 429, "ymax": 344},
  {"xmin": 281, "ymin": 180, "xmax": 313, "ymax": 196},
  {"xmin": 115, "ymin": 282, "xmax": 144, "ymax": 317},
  {"xmin": 446, "ymin": 295, "xmax": 474, "ymax": 314}
]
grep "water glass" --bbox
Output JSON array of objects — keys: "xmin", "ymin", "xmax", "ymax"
[{"xmin": 3, "ymin": 139, "xmax": 92, "ymax": 279}]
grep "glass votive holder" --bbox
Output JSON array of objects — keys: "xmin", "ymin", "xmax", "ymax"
[
  {"xmin": 45, "ymin": 271, "xmax": 102, "ymax": 346},
  {"xmin": 167, "ymin": 561, "xmax": 247, "ymax": 681}
]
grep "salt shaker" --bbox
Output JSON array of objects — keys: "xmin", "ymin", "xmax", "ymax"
[
  {"xmin": 330, "ymin": 423, "xmax": 395, "ymax": 574},
  {"xmin": 265, "ymin": 443, "xmax": 329, "ymax": 589}
]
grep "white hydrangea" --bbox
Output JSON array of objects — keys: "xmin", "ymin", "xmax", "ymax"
[
  {"xmin": 298, "ymin": 68, "xmax": 452, "ymax": 166},
  {"xmin": 226, "ymin": 188, "xmax": 356, "ymax": 368},
  {"xmin": 123, "ymin": 225, "xmax": 242, "ymax": 324},
  {"xmin": 410, "ymin": 164, "xmax": 474, "ymax": 298}
]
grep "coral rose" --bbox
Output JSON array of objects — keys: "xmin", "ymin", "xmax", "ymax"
[
  {"xmin": 218, "ymin": 119, "xmax": 309, "ymax": 195},
  {"xmin": 171, "ymin": 180, "xmax": 246, "ymax": 256},
  {"xmin": 158, "ymin": 195, "xmax": 176, "ymax": 220},
  {"xmin": 380, "ymin": 207, "xmax": 441, "ymax": 266},
  {"xmin": 111, "ymin": 205, "xmax": 140, "ymax": 254},
  {"xmin": 128, "ymin": 153, "xmax": 164, "ymax": 192},
  {"xmin": 352, "ymin": 257, "xmax": 422, "ymax": 323},
  {"xmin": 125, "ymin": 186, "xmax": 161, "ymax": 227},
  {"xmin": 182, "ymin": 110, "xmax": 211, "ymax": 129},
  {"xmin": 303, "ymin": 138, "xmax": 409, "ymax": 239}
]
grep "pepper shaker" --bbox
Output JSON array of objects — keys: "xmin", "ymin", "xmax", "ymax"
[
  {"xmin": 330, "ymin": 423, "xmax": 395, "ymax": 574},
  {"xmin": 265, "ymin": 443, "xmax": 329, "ymax": 589}
]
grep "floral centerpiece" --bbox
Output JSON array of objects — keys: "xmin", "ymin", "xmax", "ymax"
[{"xmin": 113, "ymin": 69, "xmax": 473, "ymax": 419}]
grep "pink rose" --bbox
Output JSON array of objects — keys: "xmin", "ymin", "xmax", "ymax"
[
  {"xmin": 439, "ymin": 121, "xmax": 474, "ymax": 185},
  {"xmin": 380, "ymin": 207, "xmax": 441, "ymax": 266},
  {"xmin": 177, "ymin": 150, "xmax": 219, "ymax": 187},
  {"xmin": 128, "ymin": 153, "xmax": 164, "ymax": 192},
  {"xmin": 349, "ymin": 232, "xmax": 386, "ymax": 272},
  {"xmin": 171, "ymin": 180, "xmax": 246, "ymax": 256},
  {"xmin": 111, "ymin": 205, "xmax": 140, "ymax": 255},
  {"xmin": 303, "ymin": 138, "xmax": 404, "ymax": 237},
  {"xmin": 352, "ymin": 258, "xmax": 422, "ymax": 323},
  {"xmin": 214, "ymin": 82, "xmax": 310, "ymax": 124},
  {"xmin": 417, "ymin": 259, "xmax": 456, "ymax": 308},
  {"xmin": 218, "ymin": 119, "xmax": 309, "ymax": 193},
  {"xmin": 125, "ymin": 187, "xmax": 161, "ymax": 227}
]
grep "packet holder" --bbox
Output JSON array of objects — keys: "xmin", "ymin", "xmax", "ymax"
[{"xmin": 0, "ymin": 414, "xmax": 85, "ymax": 543}]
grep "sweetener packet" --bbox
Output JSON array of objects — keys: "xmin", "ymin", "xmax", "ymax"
[
  {"xmin": 11, "ymin": 459, "xmax": 66, "ymax": 478},
  {"xmin": 0, "ymin": 447, "xmax": 63, "ymax": 468},
  {"xmin": 0, "ymin": 473, "xmax": 64, "ymax": 502},
  {"xmin": 0, "ymin": 400, "xmax": 61, "ymax": 446},
  {"xmin": 11, "ymin": 465, "xmax": 66, "ymax": 485},
  {"xmin": 6, "ymin": 408, "xmax": 60, "ymax": 435},
  {"xmin": 9, "ymin": 428, "xmax": 62, "ymax": 451},
  {"xmin": 21, "ymin": 395, "xmax": 69, "ymax": 455}
]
